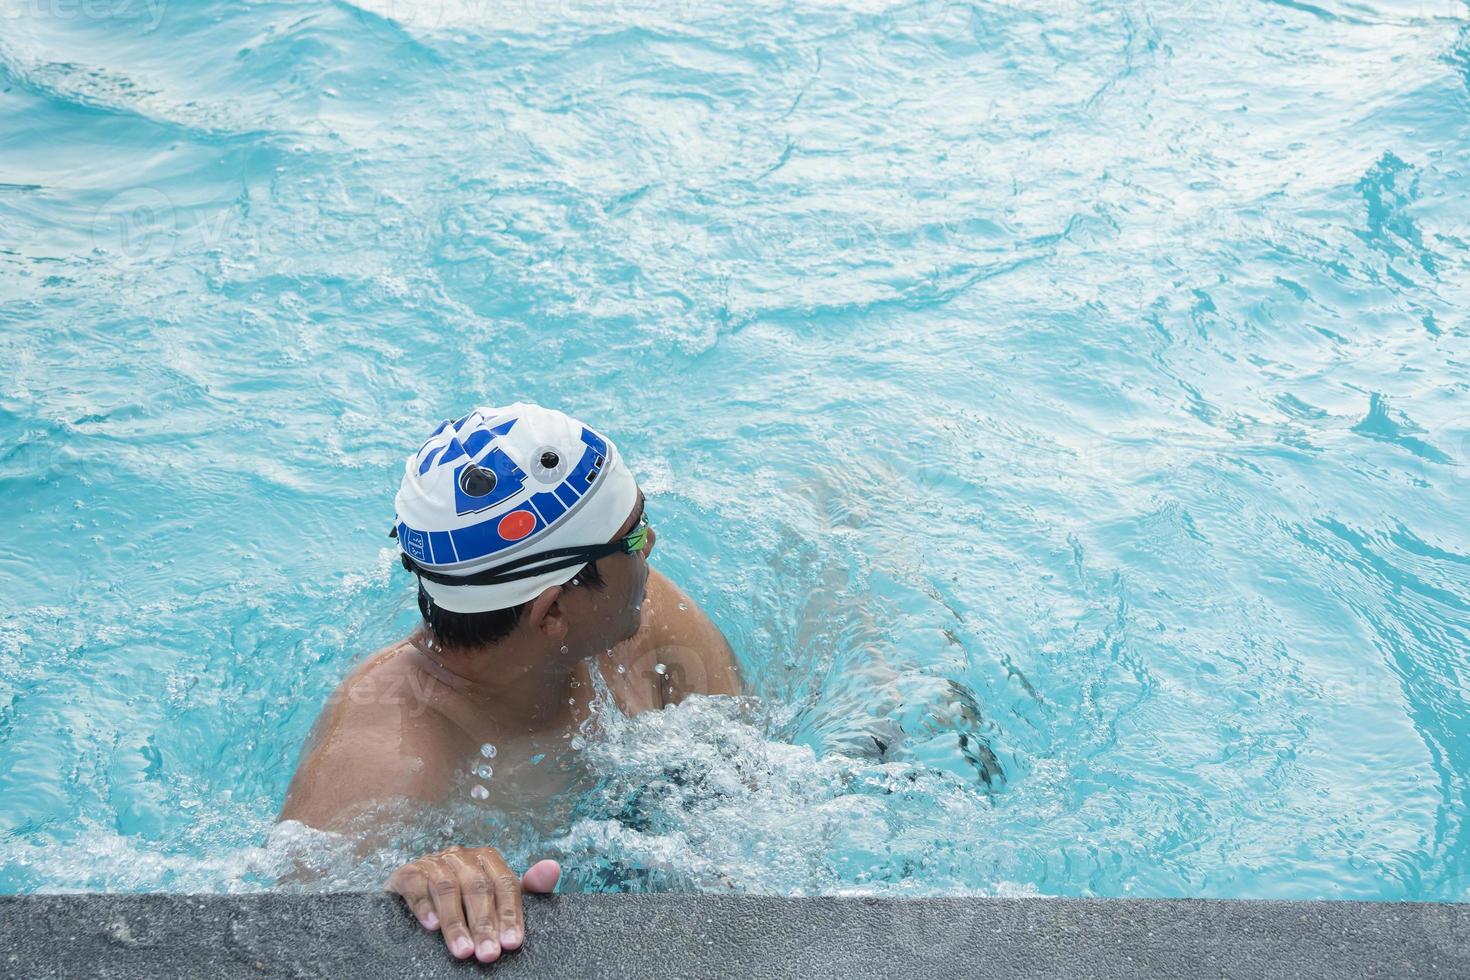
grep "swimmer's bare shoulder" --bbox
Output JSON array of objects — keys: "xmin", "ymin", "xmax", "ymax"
[
  {"xmin": 279, "ymin": 641, "xmax": 459, "ymax": 833},
  {"xmin": 643, "ymin": 567, "xmax": 742, "ymax": 701}
]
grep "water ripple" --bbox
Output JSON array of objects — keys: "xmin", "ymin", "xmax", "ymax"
[{"xmin": 1, "ymin": 0, "xmax": 1468, "ymax": 899}]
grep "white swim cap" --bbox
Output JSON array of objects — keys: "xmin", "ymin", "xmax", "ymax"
[{"xmin": 392, "ymin": 403, "xmax": 638, "ymax": 613}]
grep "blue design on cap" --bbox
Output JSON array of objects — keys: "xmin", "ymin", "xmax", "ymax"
[
  {"xmin": 414, "ymin": 417, "xmax": 517, "ymax": 476},
  {"xmin": 529, "ymin": 490, "xmax": 566, "ymax": 524},
  {"xmin": 401, "ymin": 423, "xmax": 615, "ymax": 569},
  {"xmin": 452, "ymin": 446, "xmax": 528, "ymax": 516}
]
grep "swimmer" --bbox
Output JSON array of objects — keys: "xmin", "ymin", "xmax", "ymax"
[{"xmin": 278, "ymin": 403, "xmax": 741, "ymax": 963}]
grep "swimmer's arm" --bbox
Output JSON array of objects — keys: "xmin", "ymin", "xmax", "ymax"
[
  {"xmin": 275, "ymin": 722, "xmax": 460, "ymax": 889},
  {"xmin": 278, "ymin": 724, "xmax": 561, "ymax": 965},
  {"xmin": 649, "ymin": 570, "xmax": 743, "ymax": 701},
  {"xmin": 277, "ymin": 722, "xmax": 454, "ymax": 839}
]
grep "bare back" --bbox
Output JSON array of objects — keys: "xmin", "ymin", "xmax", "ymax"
[{"xmin": 278, "ymin": 568, "xmax": 740, "ymax": 835}]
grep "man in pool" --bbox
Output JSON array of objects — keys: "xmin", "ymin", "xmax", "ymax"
[{"xmin": 279, "ymin": 402, "xmax": 741, "ymax": 964}]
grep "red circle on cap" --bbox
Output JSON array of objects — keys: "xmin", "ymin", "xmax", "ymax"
[{"xmin": 498, "ymin": 510, "xmax": 536, "ymax": 541}]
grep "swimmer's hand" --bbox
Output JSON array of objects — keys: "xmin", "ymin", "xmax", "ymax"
[{"xmin": 386, "ymin": 846, "xmax": 561, "ymax": 963}]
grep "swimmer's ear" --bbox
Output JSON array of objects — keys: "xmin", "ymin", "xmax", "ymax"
[{"xmin": 525, "ymin": 585, "xmax": 567, "ymax": 641}]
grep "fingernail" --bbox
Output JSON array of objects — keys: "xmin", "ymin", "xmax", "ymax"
[
  {"xmin": 477, "ymin": 941, "xmax": 499, "ymax": 961},
  {"xmin": 452, "ymin": 937, "xmax": 473, "ymax": 957},
  {"xmin": 422, "ymin": 912, "xmax": 439, "ymax": 929},
  {"xmin": 501, "ymin": 929, "xmax": 520, "ymax": 949}
]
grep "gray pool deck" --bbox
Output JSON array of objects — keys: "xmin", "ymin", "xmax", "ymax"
[{"xmin": 3, "ymin": 893, "xmax": 1469, "ymax": 979}]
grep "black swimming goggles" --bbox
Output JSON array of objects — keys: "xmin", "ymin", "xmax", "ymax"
[{"xmin": 395, "ymin": 513, "xmax": 651, "ymax": 587}]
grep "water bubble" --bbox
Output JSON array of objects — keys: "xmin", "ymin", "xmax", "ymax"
[
  {"xmin": 475, "ymin": 764, "xmax": 493, "ymax": 780},
  {"xmin": 470, "ymin": 784, "xmax": 489, "ymax": 800},
  {"xmin": 654, "ymin": 663, "xmax": 667, "ymax": 675},
  {"xmin": 678, "ymin": 602, "xmax": 688, "ymax": 611},
  {"xmin": 480, "ymin": 743, "xmax": 497, "ymax": 759},
  {"xmin": 616, "ymin": 664, "xmax": 626, "ymax": 674}
]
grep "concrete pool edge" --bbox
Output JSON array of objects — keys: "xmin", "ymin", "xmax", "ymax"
[{"xmin": 4, "ymin": 893, "xmax": 1469, "ymax": 978}]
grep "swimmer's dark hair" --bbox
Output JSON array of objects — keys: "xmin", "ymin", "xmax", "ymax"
[{"xmin": 417, "ymin": 561, "xmax": 605, "ymax": 649}]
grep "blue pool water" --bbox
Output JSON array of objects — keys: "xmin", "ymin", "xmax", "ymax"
[{"xmin": 2, "ymin": 0, "xmax": 1469, "ymax": 900}]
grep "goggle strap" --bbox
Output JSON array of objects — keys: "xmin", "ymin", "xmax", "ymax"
[{"xmin": 403, "ymin": 542, "xmax": 620, "ymax": 587}]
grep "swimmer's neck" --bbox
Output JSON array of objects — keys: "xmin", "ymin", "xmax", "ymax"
[{"xmin": 404, "ymin": 627, "xmax": 582, "ymax": 736}]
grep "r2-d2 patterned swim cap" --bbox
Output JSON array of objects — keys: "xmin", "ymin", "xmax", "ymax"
[{"xmin": 392, "ymin": 403, "xmax": 638, "ymax": 613}]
